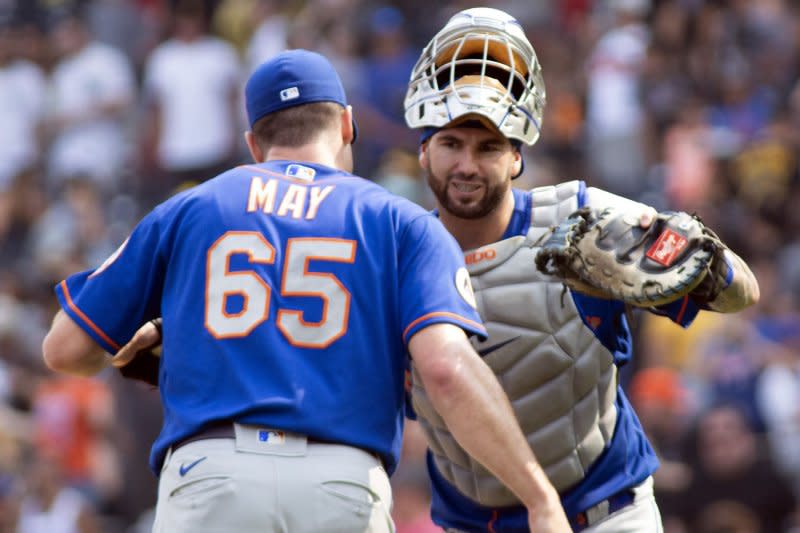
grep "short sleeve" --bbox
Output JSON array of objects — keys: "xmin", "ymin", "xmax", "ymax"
[
  {"xmin": 650, "ymin": 295, "xmax": 700, "ymax": 327},
  {"xmin": 397, "ymin": 214, "xmax": 486, "ymax": 344},
  {"xmin": 54, "ymin": 208, "xmax": 168, "ymax": 353}
]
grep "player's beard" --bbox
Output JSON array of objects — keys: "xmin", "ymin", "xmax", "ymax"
[{"xmin": 425, "ymin": 164, "xmax": 507, "ymax": 219}]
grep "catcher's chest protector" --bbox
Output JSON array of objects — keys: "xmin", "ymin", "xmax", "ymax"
[{"xmin": 411, "ymin": 181, "xmax": 618, "ymax": 506}]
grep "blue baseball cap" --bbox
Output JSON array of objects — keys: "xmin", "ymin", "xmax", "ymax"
[{"xmin": 245, "ymin": 49, "xmax": 357, "ymax": 143}]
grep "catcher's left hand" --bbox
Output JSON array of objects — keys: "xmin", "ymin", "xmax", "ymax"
[
  {"xmin": 535, "ymin": 207, "xmax": 726, "ymax": 307},
  {"xmin": 112, "ymin": 318, "xmax": 162, "ymax": 387}
]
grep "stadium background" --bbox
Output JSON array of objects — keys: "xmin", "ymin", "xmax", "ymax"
[{"xmin": 0, "ymin": 0, "xmax": 798, "ymax": 531}]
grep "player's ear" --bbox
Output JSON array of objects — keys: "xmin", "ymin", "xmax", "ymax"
[
  {"xmin": 419, "ymin": 141, "xmax": 429, "ymax": 168},
  {"xmin": 245, "ymin": 131, "xmax": 264, "ymax": 163},
  {"xmin": 341, "ymin": 106, "xmax": 355, "ymax": 146},
  {"xmin": 511, "ymin": 149, "xmax": 522, "ymax": 177}
]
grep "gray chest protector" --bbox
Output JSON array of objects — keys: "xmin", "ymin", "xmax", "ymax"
[{"xmin": 411, "ymin": 181, "xmax": 619, "ymax": 506}]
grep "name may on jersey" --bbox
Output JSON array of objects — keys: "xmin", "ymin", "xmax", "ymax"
[{"xmin": 246, "ymin": 176, "xmax": 334, "ymax": 220}]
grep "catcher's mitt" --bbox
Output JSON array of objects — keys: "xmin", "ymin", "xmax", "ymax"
[
  {"xmin": 117, "ymin": 318, "xmax": 161, "ymax": 387},
  {"xmin": 535, "ymin": 207, "xmax": 726, "ymax": 307}
]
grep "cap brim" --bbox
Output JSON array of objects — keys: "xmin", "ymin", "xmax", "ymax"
[{"xmin": 445, "ymin": 114, "xmax": 505, "ymax": 136}]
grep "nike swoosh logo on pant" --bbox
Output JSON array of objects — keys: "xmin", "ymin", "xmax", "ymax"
[{"xmin": 179, "ymin": 456, "xmax": 207, "ymax": 476}]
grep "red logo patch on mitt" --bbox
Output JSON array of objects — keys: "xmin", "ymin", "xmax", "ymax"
[{"xmin": 646, "ymin": 229, "xmax": 688, "ymax": 266}]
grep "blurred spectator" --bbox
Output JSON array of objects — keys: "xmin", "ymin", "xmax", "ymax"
[
  {"xmin": 210, "ymin": 0, "xmax": 256, "ymax": 52},
  {"xmin": 637, "ymin": 305, "xmax": 725, "ymax": 371},
  {"xmin": 756, "ymin": 348, "xmax": 800, "ymax": 502},
  {"xmin": 140, "ymin": 0, "xmax": 241, "ymax": 202},
  {"xmin": 732, "ymin": 0, "xmax": 797, "ymax": 97},
  {"xmin": 641, "ymin": 0, "xmax": 691, "ymax": 137},
  {"xmin": 84, "ymin": 0, "xmax": 150, "ymax": 66},
  {"xmin": 0, "ymin": 1, "xmax": 796, "ymax": 530},
  {"xmin": 752, "ymin": 258, "xmax": 800, "ymax": 502},
  {"xmin": 728, "ymin": 113, "xmax": 799, "ymax": 237},
  {"xmin": 628, "ymin": 367, "xmax": 694, "ymax": 493},
  {"xmin": 350, "ymin": 5, "xmax": 418, "ymax": 177},
  {"xmin": 7, "ymin": 4, "xmax": 50, "ymax": 69},
  {"xmin": 16, "ymin": 454, "xmax": 102, "ymax": 533},
  {"xmin": 243, "ymin": 0, "xmax": 288, "ymax": 74},
  {"xmin": 691, "ymin": 316, "xmax": 771, "ymax": 432},
  {"xmin": 31, "ymin": 375, "xmax": 120, "ymax": 504},
  {"xmin": 45, "ymin": 6, "xmax": 136, "ymax": 194},
  {"xmin": 662, "ymin": 404, "xmax": 797, "ymax": 533},
  {"xmin": 585, "ymin": 0, "xmax": 651, "ymax": 198},
  {"xmin": 706, "ymin": 55, "xmax": 775, "ymax": 159},
  {"xmin": 659, "ymin": 100, "xmax": 716, "ymax": 212},
  {"xmin": 104, "ymin": 376, "xmax": 161, "ymax": 529},
  {"xmin": 373, "ymin": 148, "xmax": 434, "ymax": 209},
  {"xmin": 0, "ymin": 14, "xmax": 47, "ymax": 192},
  {"xmin": 30, "ymin": 177, "xmax": 116, "ymax": 284},
  {"xmin": 0, "ymin": 167, "xmax": 48, "ymax": 264},
  {"xmin": 321, "ymin": 18, "xmax": 362, "ymax": 97}
]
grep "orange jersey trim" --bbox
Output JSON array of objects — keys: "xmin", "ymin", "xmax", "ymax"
[
  {"xmin": 59, "ymin": 281, "xmax": 121, "ymax": 351},
  {"xmin": 403, "ymin": 311, "xmax": 485, "ymax": 343},
  {"xmin": 488, "ymin": 510, "xmax": 499, "ymax": 533},
  {"xmin": 675, "ymin": 294, "xmax": 690, "ymax": 324}
]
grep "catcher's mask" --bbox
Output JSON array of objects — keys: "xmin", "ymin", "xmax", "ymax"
[{"xmin": 404, "ymin": 7, "xmax": 546, "ymax": 148}]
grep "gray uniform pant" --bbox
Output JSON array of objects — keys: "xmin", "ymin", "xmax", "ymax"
[{"xmin": 153, "ymin": 424, "xmax": 394, "ymax": 533}]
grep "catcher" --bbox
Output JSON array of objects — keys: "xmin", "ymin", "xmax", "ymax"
[{"xmin": 402, "ymin": 7, "xmax": 759, "ymax": 533}]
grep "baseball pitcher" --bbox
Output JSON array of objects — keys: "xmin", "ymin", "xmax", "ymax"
[{"xmin": 43, "ymin": 49, "xmax": 569, "ymax": 532}]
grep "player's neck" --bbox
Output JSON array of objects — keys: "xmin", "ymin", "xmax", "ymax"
[
  {"xmin": 264, "ymin": 141, "xmax": 341, "ymax": 171},
  {"xmin": 439, "ymin": 191, "xmax": 515, "ymax": 251}
]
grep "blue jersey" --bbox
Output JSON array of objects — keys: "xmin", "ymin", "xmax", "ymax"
[
  {"xmin": 426, "ymin": 187, "xmax": 700, "ymax": 532},
  {"xmin": 55, "ymin": 161, "xmax": 486, "ymax": 475}
]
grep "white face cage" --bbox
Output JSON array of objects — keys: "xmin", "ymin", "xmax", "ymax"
[{"xmin": 404, "ymin": 7, "xmax": 546, "ymax": 146}]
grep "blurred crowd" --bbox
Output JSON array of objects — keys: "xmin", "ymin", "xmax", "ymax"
[{"xmin": 0, "ymin": 0, "xmax": 798, "ymax": 531}]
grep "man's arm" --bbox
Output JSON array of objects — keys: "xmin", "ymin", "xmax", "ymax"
[
  {"xmin": 585, "ymin": 186, "xmax": 760, "ymax": 313},
  {"xmin": 409, "ymin": 323, "xmax": 570, "ymax": 532},
  {"xmin": 42, "ymin": 310, "xmax": 109, "ymax": 376}
]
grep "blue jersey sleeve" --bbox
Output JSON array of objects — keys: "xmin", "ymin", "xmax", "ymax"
[
  {"xmin": 54, "ymin": 207, "xmax": 168, "ymax": 353},
  {"xmin": 397, "ymin": 214, "xmax": 486, "ymax": 344},
  {"xmin": 650, "ymin": 295, "xmax": 700, "ymax": 327}
]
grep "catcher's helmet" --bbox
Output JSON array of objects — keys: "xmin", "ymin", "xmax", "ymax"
[{"xmin": 404, "ymin": 7, "xmax": 546, "ymax": 146}]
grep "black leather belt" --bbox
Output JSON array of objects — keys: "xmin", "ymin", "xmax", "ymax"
[
  {"xmin": 172, "ymin": 422, "xmax": 236, "ymax": 452},
  {"xmin": 170, "ymin": 423, "xmax": 385, "ymax": 470},
  {"xmin": 171, "ymin": 422, "xmax": 343, "ymax": 452},
  {"xmin": 570, "ymin": 488, "xmax": 636, "ymax": 531}
]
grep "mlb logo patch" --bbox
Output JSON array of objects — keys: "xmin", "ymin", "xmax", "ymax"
[
  {"xmin": 258, "ymin": 430, "xmax": 286, "ymax": 444},
  {"xmin": 280, "ymin": 86, "xmax": 300, "ymax": 101},
  {"xmin": 646, "ymin": 229, "xmax": 688, "ymax": 266},
  {"xmin": 286, "ymin": 164, "xmax": 316, "ymax": 181}
]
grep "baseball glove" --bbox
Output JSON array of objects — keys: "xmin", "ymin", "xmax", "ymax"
[
  {"xmin": 535, "ymin": 207, "xmax": 727, "ymax": 307},
  {"xmin": 117, "ymin": 318, "xmax": 161, "ymax": 387}
]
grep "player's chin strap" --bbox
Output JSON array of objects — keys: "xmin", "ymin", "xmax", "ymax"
[{"xmin": 418, "ymin": 125, "xmax": 525, "ymax": 178}]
